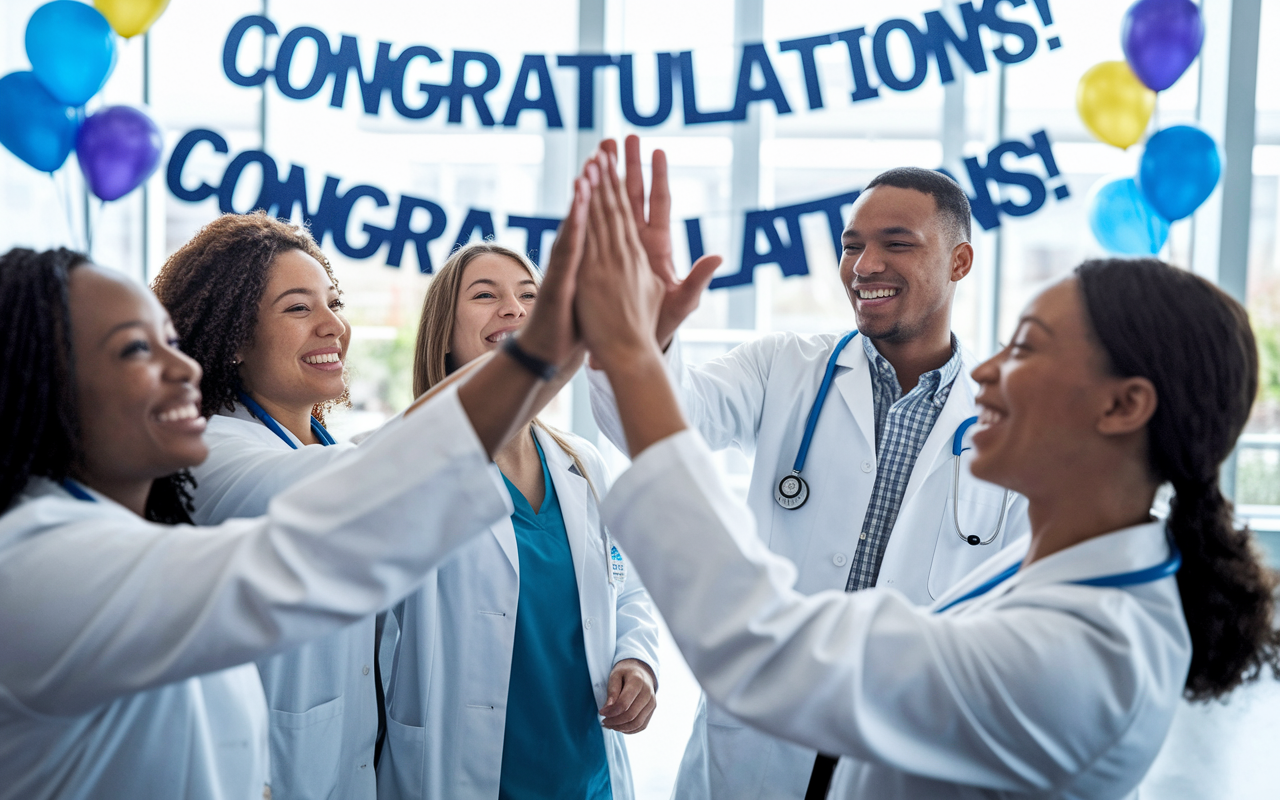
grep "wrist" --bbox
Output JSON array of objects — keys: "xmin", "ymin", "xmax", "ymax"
[{"xmin": 594, "ymin": 338, "xmax": 664, "ymax": 375}]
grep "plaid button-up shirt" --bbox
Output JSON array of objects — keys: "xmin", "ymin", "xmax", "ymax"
[{"xmin": 845, "ymin": 333, "xmax": 963, "ymax": 592}]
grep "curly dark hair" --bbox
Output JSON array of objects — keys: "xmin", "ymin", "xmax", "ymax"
[
  {"xmin": 1076, "ymin": 258, "xmax": 1280, "ymax": 701},
  {"xmin": 152, "ymin": 211, "xmax": 346, "ymax": 423},
  {"xmin": 0, "ymin": 247, "xmax": 194, "ymax": 523}
]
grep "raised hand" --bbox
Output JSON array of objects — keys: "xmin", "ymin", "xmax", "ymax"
[
  {"xmin": 512, "ymin": 175, "xmax": 590, "ymax": 368},
  {"xmin": 575, "ymin": 150, "xmax": 665, "ymax": 372},
  {"xmin": 608, "ymin": 135, "xmax": 723, "ymax": 350}
]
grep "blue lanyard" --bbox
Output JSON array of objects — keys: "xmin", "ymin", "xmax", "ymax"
[
  {"xmin": 61, "ymin": 478, "xmax": 96, "ymax": 502},
  {"xmin": 792, "ymin": 331, "xmax": 860, "ymax": 474},
  {"xmin": 237, "ymin": 390, "xmax": 336, "ymax": 449},
  {"xmin": 935, "ymin": 530, "xmax": 1183, "ymax": 614}
]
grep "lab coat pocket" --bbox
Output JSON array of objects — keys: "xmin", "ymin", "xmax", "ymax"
[
  {"xmin": 267, "ymin": 694, "xmax": 344, "ymax": 800},
  {"xmin": 927, "ymin": 479, "xmax": 1009, "ymax": 600},
  {"xmin": 379, "ymin": 717, "xmax": 426, "ymax": 797}
]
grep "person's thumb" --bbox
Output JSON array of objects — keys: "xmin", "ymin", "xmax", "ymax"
[{"xmin": 675, "ymin": 255, "xmax": 722, "ymax": 304}]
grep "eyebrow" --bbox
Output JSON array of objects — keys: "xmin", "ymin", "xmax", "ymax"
[
  {"xmin": 99, "ymin": 320, "xmax": 146, "ymax": 346},
  {"xmin": 842, "ymin": 226, "xmax": 920, "ymax": 242},
  {"xmin": 273, "ymin": 286, "xmax": 338, "ymax": 305},
  {"xmin": 466, "ymin": 278, "xmax": 537, "ymax": 290},
  {"xmin": 1018, "ymin": 315, "xmax": 1055, "ymax": 335}
]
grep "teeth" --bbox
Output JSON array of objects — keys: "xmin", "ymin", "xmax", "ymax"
[
  {"xmin": 857, "ymin": 288, "xmax": 899, "ymax": 299},
  {"xmin": 157, "ymin": 403, "xmax": 199, "ymax": 423},
  {"xmin": 487, "ymin": 331, "xmax": 513, "ymax": 343},
  {"xmin": 978, "ymin": 407, "xmax": 1004, "ymax": 425},
  {"xmin": 303, "ymin": 353, "xmax": 341, "ymax": 364}
]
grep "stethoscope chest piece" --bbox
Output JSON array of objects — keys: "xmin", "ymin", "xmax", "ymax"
[{"xmin": 776, "ymin": 471, "xmax": 809, "ymax": 510}]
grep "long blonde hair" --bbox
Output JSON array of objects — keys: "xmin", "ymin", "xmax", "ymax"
[{"xmin": 413, "ymin": 242, "xmax": 595, "ymax": 494}]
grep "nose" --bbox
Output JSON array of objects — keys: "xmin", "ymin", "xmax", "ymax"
[
  {"xmin": 317, "ymin": 302, "xmax": 349, "ymax": 341},
  {"xmin": 497, "ymin": 292, "xmax": 528, "ymax": 319},
  {"xmin": 970, "ymin": 347, "xmax": 1006, "ymax": 386},
  {"xmin": 850, "ymin": 247, "xmax": 886, "ymax": 279},
  {"xmin": 163, "ymin": 341, "xmax": 203, "ymax": 387}
]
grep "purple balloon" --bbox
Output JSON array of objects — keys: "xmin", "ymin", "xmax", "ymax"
[
  {"xmin": 1122, "ymin": 0, "xmax": 1205, "ymax": 92},
  {"xmin": 75, "ymin": 105, "xmax": 162, "ymax": 201}
]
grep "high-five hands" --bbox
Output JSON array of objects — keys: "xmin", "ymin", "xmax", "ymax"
[
  {"xmin": 574, "ymin": 150, "xmax": 666, "ymax": 372},
  {"xmin": 574, "ymin": 147, "xmax": 690, "ymax": 457}
]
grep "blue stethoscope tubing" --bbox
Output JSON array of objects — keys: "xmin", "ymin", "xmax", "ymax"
[
  {"xmin": 776, "ymin": 332, "xmax": 1013, "ymax": 548},
  {"xmin": 935, "ymin": 530, "xmax": 1183, "ymax": 614},
  {"xmin": 237, "ymin": 390, "xmax": 336, "ymax": 448}
]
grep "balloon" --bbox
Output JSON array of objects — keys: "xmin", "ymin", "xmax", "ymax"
[
  {"xmin": 94, "ymin": 0, "xmax": 171, "ymax": 39},
  {"xmin": 1138, "ymin": 126, "xmax": 1220, "ymax": 221},
  {"xmin": 25, "ymin": 1, "xmax": 118, "ymax": 107},
  {"xmin": 1122, "ymin": 0, "xmax": 1205, "ymax": 92},
  {"xmin": 76, "ymin": 106, "xmax": 162, "ymax": 201},
  {"xmin": 0, "ymin": 72, "xmax": 79, "ymax": 173},
  {"xmin": 1088, "ymin": 177, "xmax": 1170, "ymax": 256},
  {"xmin": 1076, "ymin": 62, "xmax": 1155, "ymax": 150}
]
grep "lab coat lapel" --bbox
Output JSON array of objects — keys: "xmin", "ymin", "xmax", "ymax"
[
  {"xmin": 897, "ymin": 357, "xmax": 978, "ymax": 513},
  {"xmin": 534, "ymin": 427, "xmax": 594, "ymax": 592},
  {"xmin": 832, "ymin": 338, "xmax": 876, "ymax": 454}
]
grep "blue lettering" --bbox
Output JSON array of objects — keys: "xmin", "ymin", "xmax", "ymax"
[
  {"xmin": 274, "ymin": 27, "xmax": 332, "ymax": 100},
  {"xmin": 557, "ymin": 54, "xmax": 615, "ymax": 130},
  {"xmin": 872, "ymin": 19, "xmax": 928, "ymax": 92},
  {"xmin": 502, "ymin": 55, "xmax": 564, "ymax": 128},
  {"xmin": 506, "ymin": 215, "xmax": 562, "ymax": 266},
  {"xmin": 730, "ymin": 44, "xmax": 792, "ymax": 118},
  {"xmin": 453, "ymin": 208, "xmax": 496, "ymax": 249},
  {"xmin": 778, "ymin": 34, "xmax": 835, "ymax": 110},
  {"xmin": 834, "ymin": 28, "xmax": 880, "ymax": 102},
  {"xmin": 167, "ymin": 129, "xmax": 229, "ymax": 202},
  {"xmin": 222, "ymin": 15, "xmax": 276, "ymax": 87},
  {"xmin": 922, "ymin": 3, "xmax": 988, "ymax": 84},
  {"xmin": 981, "ymin": 0, "xmax": 1039, "ymax": 64},
  {"xmin": 619, "ymin": 53, "xmax": 676, "ymax": 127},
  {"xmin": 387, "ymin": 195, "xmax": 448, "ymax": 271},
  {"xmin": 445, "ymin": 51, "xmax": 501, "ymax": 125}
]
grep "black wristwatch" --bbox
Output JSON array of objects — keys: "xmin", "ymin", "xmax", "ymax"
[{"xmin": 501, "ymin": 336, "xmax": 557, "ymax": 380}]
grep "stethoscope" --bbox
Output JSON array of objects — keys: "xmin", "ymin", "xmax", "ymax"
[
  {"xmin": 935, "ymin": 528, "xmax": 1182, "ymax": 613},
  {"xmin": 775, "ymin": 331, "xmax": 1013, "ymax": 547},
  {"xmin": 237, "ymin": 390, "xmax": 336, "ymax": 448}
]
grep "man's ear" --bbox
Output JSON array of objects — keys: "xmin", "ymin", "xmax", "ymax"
[
  {"xmin": 950, "ymin": 241, "xmax": 974, "ymax": 282},
  {"xmin": 1097, "ymin": 376, "xmax": 1158, "ymax": 436}
]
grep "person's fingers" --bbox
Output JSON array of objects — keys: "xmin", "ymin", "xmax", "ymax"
[
  {"xmin": 649, "ymin": 148, "xmax": 670, "ymax": 230},
  {"xmin": 600, "ymin": 138, "xmax": 618, "ymax": 161},
  {"xmin": 597, "ymin": 152, "xmax": 627, "ymax": 261},
  {"xmin": 612, "ymin": 695, "xmax": 657, "ymax": 733},
  {"xmin": 545, "ymin": 177, "xmax": 591, "ymax": 287},
  {"xmin": 601, "ymin": 666, "xmax": 626, "ymax": 713},
  {"xmin": 608, "ymin": 152, "xmax": 645, "ymax": 259},
  {"xmin": 624, "ymin": 134, "xmax": 646, "ymax": 226}
]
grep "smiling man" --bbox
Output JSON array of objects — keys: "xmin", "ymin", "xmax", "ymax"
[{"xmin": 589, "ymin": 155, "xmax": 1031, "ymax": 800}]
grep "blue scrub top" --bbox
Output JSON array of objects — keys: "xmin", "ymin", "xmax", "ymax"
[{"xmin": 498, "ymin": 438, "xmax": 612, "ymax": 800}]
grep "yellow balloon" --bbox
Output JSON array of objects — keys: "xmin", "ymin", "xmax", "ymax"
[
  {"xmin": 1076, "ymin": 61, "xmax": 1156, "ymax": 150},
  {"xmin": 94, "ymin": 0, "xmax": 171, "ymax": 39}
]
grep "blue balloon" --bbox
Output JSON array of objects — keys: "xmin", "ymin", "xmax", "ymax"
[
  {"xmin": 26, "ymin": 0, "xmax": 117, "ymax": 107},
  {"xmin": 1138, "ymin": 125, "xmax": 1221, "ymax": 221},
  {"xmin": 1089, "ymin": 177, "xmax": 1170, "ymax": 256},
  {"xmin": 0, "ymin": 71, "xmax": 79, "ymax": 173}
]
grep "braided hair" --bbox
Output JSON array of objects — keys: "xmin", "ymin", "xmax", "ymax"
[
  {"xmin": 1076, "ymin": 258, "xmax": 1280, "ymax": 700},
  {"xmin": 0, "ymin": 248, "xmax": 83, "ymax": 512},
  {"xmin": 151, "ymin": 211, "xmax": 345, "ymax": 422},
  {"xmin": 0, "ymin": 248, "xmax": 195, "ymax": 523}
]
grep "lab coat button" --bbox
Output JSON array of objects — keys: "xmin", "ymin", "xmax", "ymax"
[
  {"xmin": 584, "ymin": 617, "xmax": 594, "ymax": 630},
  {"xmin": 362, "ymin": 665, "xmax": 370, "ymax": 675},
  {"xmin": 832, "ymin": 553, "xmax": 847, "ymax": 567},
  {"xmin": 860, "ymin": 460, "xmax": 873, "ymax": 473}
]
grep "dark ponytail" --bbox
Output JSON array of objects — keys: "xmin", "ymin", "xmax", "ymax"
[{"xmin": 1076, "ymin": 258, "xmax": 1280, "ymax": 701}]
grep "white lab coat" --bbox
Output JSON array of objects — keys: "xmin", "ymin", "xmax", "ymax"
[
  {"xmin": 589, "ymin": 331, "xmax": 1031, "ymax": 798},
  {"xmin": 189, "ymin": 403, "xmax": 375, "ymax": 800},
  {"xmin": 377, "ymin": 425, "xmax": 660, "ymax": 800},
  {"xmin": 602, "ymin": 431, "xmax": 1192, "ymax": 800},
  {"xmin": 0, "ymin": 387, "xmax": 511, "ymax": 800}
]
